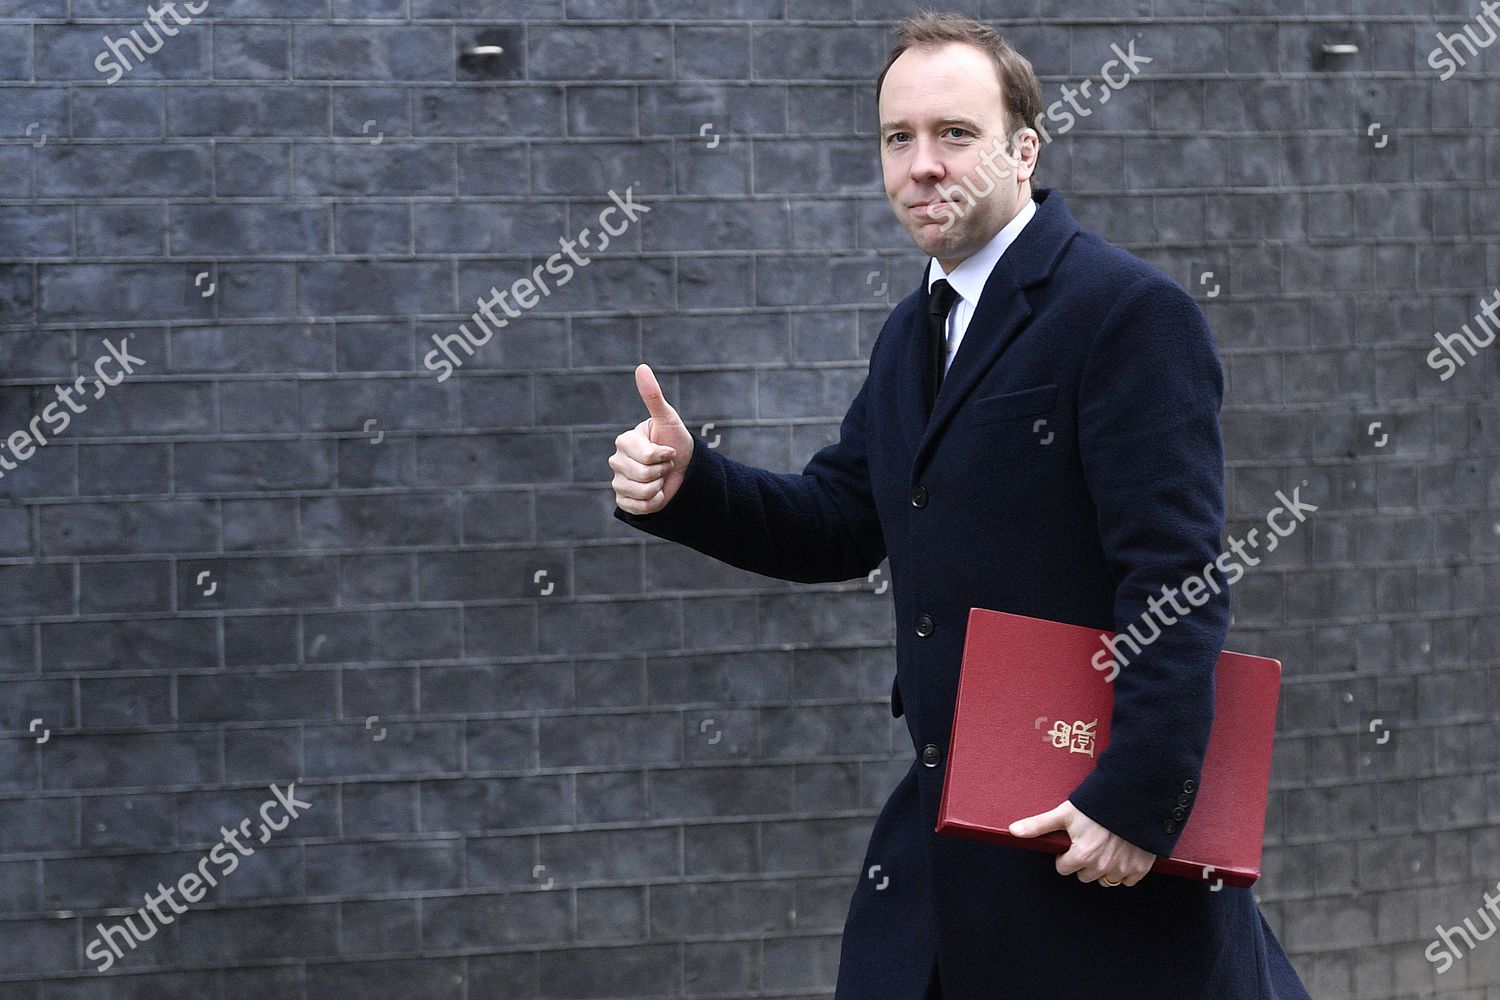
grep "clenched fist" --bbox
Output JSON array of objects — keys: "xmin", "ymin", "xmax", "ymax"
[{"xmin": 610, "ymin": 363, "xmax": 694, "ymax": 515}]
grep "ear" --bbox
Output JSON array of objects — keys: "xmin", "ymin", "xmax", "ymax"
[{"xmin": 1011, "ymin": 128, "xmax": 1040, "ymax": 181}]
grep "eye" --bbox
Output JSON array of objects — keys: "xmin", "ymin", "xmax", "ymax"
[
  {"xmin": 944, "ymin": 127, "xmax": 971, "ymax": 139},
  {"xmin": 885, "ymin": 132, "xmax": 910, "ymax": 145}
]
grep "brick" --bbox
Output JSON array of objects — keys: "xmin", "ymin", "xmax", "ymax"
[
  {"xmin": 179, "ymin": 669, "xmax": 338, "ymax": 722},
  {"xmin": 306, "ymin": 840, "xmax": 462, "ymax": 894},
  {"xmin": 167, "ymin": 86, "xmax": 327, "ymax": 136},
  {"xmin": 306, "ymin": 956, "xmax": 464, "ymax": 1000},
  {"xmin": 0, "ymin": 8, "xmax": 1490, "ymax": 995},
  {"xmin": 37, "ymin": 732, "xmax": 219, "ymax": 790},
  {"xmin": 170, "ymin": 204, "xmax": 330, "ymax": 257},
  {"xmin": 292, "ymin": 25, "xmax": 453, "ymax": 81},
  {"xmin": 421, "ymin": 773, "xmax": 572, "ymax": 832},
  {"xmin": 212, "ymin": 22, "xmax": 290, "ymax": 80},
  {"xmin": 294, "ymin": 144, "xmax": 453, "ymax": 197}
]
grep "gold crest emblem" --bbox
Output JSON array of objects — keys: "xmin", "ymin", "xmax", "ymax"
[{"xmin": 1046, "ymin": 719, "xmax": 1098, "ymax": 757}]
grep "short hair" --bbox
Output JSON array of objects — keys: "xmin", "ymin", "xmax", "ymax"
[{"xmin": 875, "ymin": 11, "xmax": 1044, "ymax": 165}]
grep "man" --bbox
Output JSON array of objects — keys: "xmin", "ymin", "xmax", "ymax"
[{"xmin": 609, "ymin": 12, "xmax": 1312, "ymax": 999}]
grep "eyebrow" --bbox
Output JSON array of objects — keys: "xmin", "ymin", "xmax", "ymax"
[{"xmin": 879, "ymin": 116, "xmax": 985, "ymax": 135}]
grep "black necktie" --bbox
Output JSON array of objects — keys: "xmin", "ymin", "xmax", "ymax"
[{"xmin": 927, "ymin": 279, "xmax": 958, "ymax": 410}]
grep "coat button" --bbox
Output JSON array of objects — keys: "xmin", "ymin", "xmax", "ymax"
[
  {"xmin": 910, "ymin": 485, "xmax": 928, "ymax": 508},
  {"xmin": 1163, "ymin": 820, "xmax": 1177, "ymax": 833},
  {"xmin": 1172, "ymin": 806, "xmax": 1186, "ymax": 820},
  {"xmin": 921, "ymin": 743, "xmax": 942, "ymax": 767},
  {"xmin": 1182, "ymin": 779, "xmax": 1195, "ymax": 793},
  {"xmin": 915, "ymin": 613, "xmax": 934, "ymax": 637},
  {"xmin": 1177, "ymin": 793, "xmax": 1191, "ymax": 806}
]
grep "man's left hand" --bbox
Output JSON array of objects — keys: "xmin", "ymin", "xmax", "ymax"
[{"xmin": 1009, "ymin": 799, "xmax": 1155, "ymax": 887}]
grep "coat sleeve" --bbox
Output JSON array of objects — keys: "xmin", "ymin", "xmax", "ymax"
[
  {"xmin": 611, "ymin": 369, "xmax": 887, "ymax": 585},
  {"xmin": 1064, "ymin": 274, "xmax": 1230, "ymax": 860}
]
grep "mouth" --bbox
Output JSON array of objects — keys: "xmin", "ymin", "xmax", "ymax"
[{"xmin": 909, "ymin": 200, "xmax": 955, "ymax": 220}]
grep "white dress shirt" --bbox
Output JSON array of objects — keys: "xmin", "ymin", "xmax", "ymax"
[{"xmin": 926, "ymin": 197, "xmax": 1037, "ymax": 377}]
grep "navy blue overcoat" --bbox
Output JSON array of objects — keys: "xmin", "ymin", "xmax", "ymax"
[{"xmin": 614, "ymin": 187, "xmax": 1312, "ymax": 999}]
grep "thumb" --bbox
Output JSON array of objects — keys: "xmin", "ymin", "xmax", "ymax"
[
  {"xmin": 635, "ymin": 363, "xmax": 677, "ymax": 424},
  {"xmin": 1010, "ymin": 803, "xmax": 1070, "ymax": 838}
]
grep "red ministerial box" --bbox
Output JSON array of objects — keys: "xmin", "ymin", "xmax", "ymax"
[{"xmin": 934, "ymin": 608, "xmax": 1281, "ymax": 889}]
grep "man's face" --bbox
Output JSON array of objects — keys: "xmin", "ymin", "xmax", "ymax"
[{"xmin": 879, "ymin": 42, "xmax": 1036, "ymax": 271}]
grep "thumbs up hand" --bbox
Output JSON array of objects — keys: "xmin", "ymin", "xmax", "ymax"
[{"xmin": 610, "ymin": 363, "xmax": 695, "ymax": 514}]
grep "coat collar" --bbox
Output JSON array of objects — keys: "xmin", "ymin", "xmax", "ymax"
[{"xmin": 900, "ymin": 186, "xmax": 1081, "ymax": 475}]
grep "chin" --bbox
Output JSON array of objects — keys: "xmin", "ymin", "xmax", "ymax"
[{"xmin": 913, "ymin": 226, "xmax": 961, "ymax": 255}]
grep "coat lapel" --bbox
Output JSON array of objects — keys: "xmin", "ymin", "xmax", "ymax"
[{"xmin": 899, "ymin": 187, "xmax": 1081, "ymax": 477}]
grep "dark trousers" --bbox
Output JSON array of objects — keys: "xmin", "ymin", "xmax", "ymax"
[{"xmin": 924, "ymin": 957, "xmax": 942, "ymax": 1000}]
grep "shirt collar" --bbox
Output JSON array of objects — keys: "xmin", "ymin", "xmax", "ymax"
[{"xmin": 926, "ymin": 197, "xmax": 1038, "ymax": 307}]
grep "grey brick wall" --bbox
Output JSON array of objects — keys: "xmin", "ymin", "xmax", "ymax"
[{"xmin": 0, "ymin": 1, "xmax": 1495, "ymax": 998}]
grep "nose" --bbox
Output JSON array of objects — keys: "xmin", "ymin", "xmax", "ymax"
[{"xmin": 908, "ymin": 136, "xmax": 945, "ymax": 184}]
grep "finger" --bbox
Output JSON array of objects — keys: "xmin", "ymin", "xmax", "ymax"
[
  {"xmin": 610, "ymin": 450, "xmax": 673, "ymax": 482},
  {"xmin": 616, "ymin": 490, "xmax": 664, "ymax": 515},
  {"xmin": 1091, "ymin": 858, "xmax": 1122, "ymax": 882},
  {"xmin": 1010, "ymin": 804, "xmax": 1067, "ymax": 838},
  {"xmin": 1091, "ymin": 842, "xmax": 1121, "ymax": 874},
  {"xmin": 635, "ymin": 363, "xmax": 675, "ymax": 422},
  {"xmin": 613, "ymin": 472, "xmax": 665, "ymax": 502},
  {"xmin": 1054, "ymin": 850, "xmax": 1087, "ymax": 878},
  {"xmin": 1123, "ymin": 870, "xmax": 1148, "ymax": 887},
  {"xmin": 611, "ymin": 456, "xmax": 668, "ymax": 486},
  {"xmin": 1070, "ymin": 865, "xmax": 1102, "ymax": 884},
  {"xmin": 618, "ymin": 432, "xmax": 676, "ymax": 467},
  {"xmin": 618, "ymin": 494, "xmax": 660, "ymax": 515},
  {"xmin": 1057, "ymin": 838, "xmax": 1107, "ymax": 879}
]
